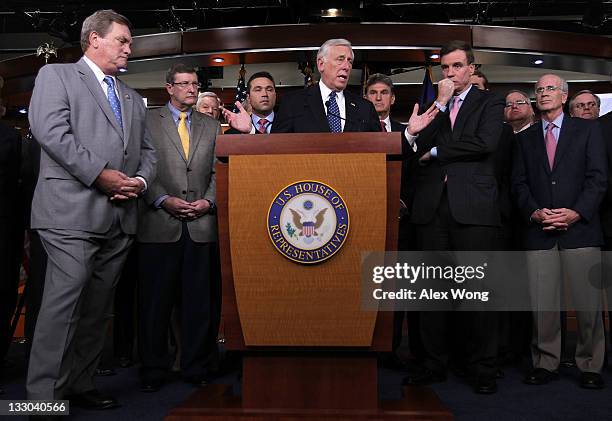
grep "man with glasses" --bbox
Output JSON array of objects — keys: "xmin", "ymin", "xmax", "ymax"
[
  {"xmin": 512, "ymin": 73, "xmax": 607, "ymax": 389},
  {"xmin": 569, "ymin": 90, "xmax": 600, "ymax": 120},
  {"xmin": 137, "ymin": 63, "xmax": 220, "ymax": 392},
  {"xmin": 504, "ymin": 90, "xmax": 535, "ymax": 133}
]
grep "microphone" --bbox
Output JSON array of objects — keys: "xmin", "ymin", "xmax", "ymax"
[{"xmin": 324, "ymin": 100, "xmax": 347, "ymax": 121}]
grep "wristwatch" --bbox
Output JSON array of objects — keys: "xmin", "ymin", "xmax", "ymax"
[{"xmin": 206, "ymin": 199, "xmax": 217, "ymax": 215}]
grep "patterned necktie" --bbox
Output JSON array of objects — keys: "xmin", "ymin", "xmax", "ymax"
[
  {"xmin": 545, "ymin": 122, "xmax": 557, "ymax": 170},
  {"xmin": 327, "ymin": 91, "xmax": 342, "ymax": 133},
  {"xmin": 380, "ymin": 120, "xmax": 387, "ymax": 132},
  {"xmin": 103, "ymin": 76, "xmax": 123, "ymax": 128},
  {"xmin": 257, "ymin": 118, "xmax": 269, "ymax": 134},
  {"xmin": 178, "ymin": 112, "xmax": 190, "ymax": 158},
  {"xmin": 449, "ymin": 96, "xmax": 461, "ymax": 129}
]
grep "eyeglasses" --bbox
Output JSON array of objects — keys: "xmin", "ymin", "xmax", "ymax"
[
  {"xmin": 171, "ymin": 82, "xmax": 202, "ymax": 89},
  {"xmin": 505, "ymin": 100, "xmax": 529, "ymax": 108},
  {"xmin": 535, "ymin": 85, "xmax": 562, "ymax": 95},
  {"xmin": 573, "ymin": 101, "xmax": 598, "ymax": 110}
]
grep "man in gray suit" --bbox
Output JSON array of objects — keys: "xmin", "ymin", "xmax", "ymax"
[
  {"xmin": 26, "ymin": 10, "xmax": 156, "ymax": 408},
  {"xmin": 137, "ymin": 63, "xmax": 219, "ymax": 392}
]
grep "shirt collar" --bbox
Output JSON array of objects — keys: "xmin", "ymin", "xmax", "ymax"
[
  {"xmin": 252, "ymin": 111, "xmax": 274, "ymax": 126},
  {"xmin": 167, "ymin": 101, "xmax": 192, "ymax": 121},
  {"xmin": 542, "ymin": 112, "xmax": 564, "ymax": 130},
  {"xmin": 319, "ymin": 81, "xmax": 344, "ymax": 102},
  {"xmin": 382, "ymin": 116, "xmax": 391, "ymax": 131},
  {"xmin": 454, "ymin": 84, "xmax": 473, "ymax": 102},
  {"xmin": 83, "ymin": 55, "xmax": 112, "ymax": 86}
]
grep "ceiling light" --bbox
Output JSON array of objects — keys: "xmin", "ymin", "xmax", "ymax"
[
  {"xmin": 533, "ymin": 59, "xmax": 544, "ymax": 65},
  {"xmin": 323, "ymin": 8, "xmax": 340, "ymax": 17},
  {"xmin": 212, "ymin": 57, "xmax": 224, "ymax": 63},
  {"xmin": 429, "ymin": 54, "xmax": 440, "ymax": 59}
]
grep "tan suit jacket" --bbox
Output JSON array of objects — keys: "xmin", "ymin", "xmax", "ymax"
[{"xmin": 138, "ymin": 106, "xmax": 218, "ymax": 243}]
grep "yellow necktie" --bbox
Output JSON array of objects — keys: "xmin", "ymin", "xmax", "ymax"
[{"xmin": 178, "ymin": 112, "xmax": 190, "ymax": 158}]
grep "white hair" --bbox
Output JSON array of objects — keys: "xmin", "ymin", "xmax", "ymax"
[
  {"xmin": 535, "ymin": 74, "xmax": 569, "ymax": 93},
  {"xmin": 196, "ymin": 91, "xmax": 220, "ymax": 109},
  {"xmin": 317, "ymin": 38, "xmax": 353, "ymax": 61}
]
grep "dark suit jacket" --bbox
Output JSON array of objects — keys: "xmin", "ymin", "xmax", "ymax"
[
  {"xmin": 512, "ymin": 115, "xmax": 607, "ymax": 250},
  {"xmin": 0, "ymin": 121, "xmax": 21, "ymax": 219},
  {"xmin": 390, "ymin": 120, "xmax": 416, "ymax": 207},
  {"xmin": 271, "ymin": 84, "xmax": 381, "ymax": 133},
  {"xmin": 598, "ymin": 111, "xmax": 612, "ymax": 237},
  {"xmin": 410, "ymin": 87, "xmax": 505, "ymax": 227},
  {"xmin": 496, "ymin": 123, "xmax": 516, "ymax": 221},
  {"xmin": 225, "ymin": 126, "xmax": 265, "ymax": 135}
]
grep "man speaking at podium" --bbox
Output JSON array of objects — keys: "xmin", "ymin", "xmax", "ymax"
[{"xmin": 224, "ymin": 39, "xmax": 381, "ymax": 134}]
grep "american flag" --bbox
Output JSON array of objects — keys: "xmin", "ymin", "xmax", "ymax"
[
  {"xmin": 420, "ymin": 65, "xmax": 436, "ymax": 107},
  {"xmin": 233, "ymin": 64, "xmax": 247, "ymax": 113}
]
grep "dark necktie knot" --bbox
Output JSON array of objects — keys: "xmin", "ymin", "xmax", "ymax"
[{"xmin": 257, "ymin": 118, "xmax": 269, "ymax": 133}]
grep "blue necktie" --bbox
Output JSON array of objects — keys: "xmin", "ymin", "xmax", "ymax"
[
  {"xmin": 104, "ymin": 76, "xmax": 123, "ymax": 128},
  {"xmin": 327, "ymin": 91, "xmax": 342, "ymax": 133}
]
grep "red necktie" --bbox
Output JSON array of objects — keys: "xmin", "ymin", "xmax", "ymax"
[
  {"xmin": 380, "ymin": 120, "xmax": 387, "ymax": 132},
  {"xmin": 545, "ymin": 122, "xmax": 557, "ymax": 170},
  {"xmin": 449, "ymin": 96, "xmax": 461, "ymax": 129},
  {"xmin": 257, "ymin": 118, "xmax": 268, "ymax": 134}
]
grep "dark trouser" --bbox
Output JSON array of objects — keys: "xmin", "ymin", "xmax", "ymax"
[
  {"xmin": 0, "ymin": 217, "xmax": 23, "ymax": 363},
  {"xmin": 414, "ymin": 191, "xmax": 499, "ymax": 378},
  {"xmin": 138, "ymin": 224, "xmax": 221, "ymax": 382},
  {"xmin": 114, "ymin": 246, "xmax": 138, "ymax": 361},
  {"xmin": 395, "ymin": 216, "xmax": 424, "ymax": 359}
]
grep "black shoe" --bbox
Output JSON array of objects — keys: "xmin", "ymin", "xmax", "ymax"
[
  {"xmin": 66, "ymin": 389, "xmax": 119, "ymax": 410},
  {"xmin": 381, "ymin": 354, "xmax": 406, "ymax": 370},
  {"xmin": 523, "ymin": 368, "xmax": 558, "ymax": 385},
  {"xmin": 184, "ymin": 375, "xmax": 210, "ymax": 387},
  {"xmin": 473, "ymin": 376, "xmax": 498, "ymax": 394},
  {"xmin": 141, "ymin": 378, "xmax": 163, "ymax": 393},
  {"xmin": 118, "ymin": 357, "xmax": 133, "ymax": 368},
  {"xmin": 579, "ymin": 372, "xmax": 605, "ymax": 389},
  {"xmin": 94, "ymin": 367, "xmax": 116, "ymax": 376},
  {"xmin": 402, "ymin": 368, "xmax": 446, "ymax": 386},
  {"xmin": 560, "ymin": 359, "xmax": 576, "ymax": 368}
]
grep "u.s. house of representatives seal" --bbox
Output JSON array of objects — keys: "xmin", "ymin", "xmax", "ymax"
[{"xmin": 267, "ymin": 180, "xmax": 350, "ymax": 264}]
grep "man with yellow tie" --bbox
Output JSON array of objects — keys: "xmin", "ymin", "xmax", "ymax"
[{"xmin": 137, "ymin": 63, "xmax": 221, "ymax": 392}]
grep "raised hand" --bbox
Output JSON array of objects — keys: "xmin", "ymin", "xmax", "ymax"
[
  {"xmin": 407, "ymin": 103, "xmax": 439, "ymax": 136},
  {"xmin": 220, "ymin": 101, "xmax": 253, "ymax": 133}
]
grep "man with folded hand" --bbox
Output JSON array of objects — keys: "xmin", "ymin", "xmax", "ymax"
[
  {"xmin": 26, "ymin": 9, "xmax": 156, "ymax": 408},
  {"xmin": 512, "ymin": 73, "xmax": 607, "ymax": 389}
]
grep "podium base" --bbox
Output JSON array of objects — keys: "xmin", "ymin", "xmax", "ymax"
[{"xmin": 165, "ymin": 384, "xmax": 454, "ymax": 421}]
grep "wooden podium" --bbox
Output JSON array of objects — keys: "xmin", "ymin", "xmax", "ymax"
[{"xmin": 166, "ymin": 132, "xmax": 452, "ymax": 420}]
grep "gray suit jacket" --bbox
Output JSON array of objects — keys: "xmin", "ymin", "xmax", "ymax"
[
  {"xmin": 28, "ymin": 57, "xmax": 156, "ymax": 235},
  {"xmin": 137, "ymin": 106, "xmax": 218, "ymax": 243}
]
